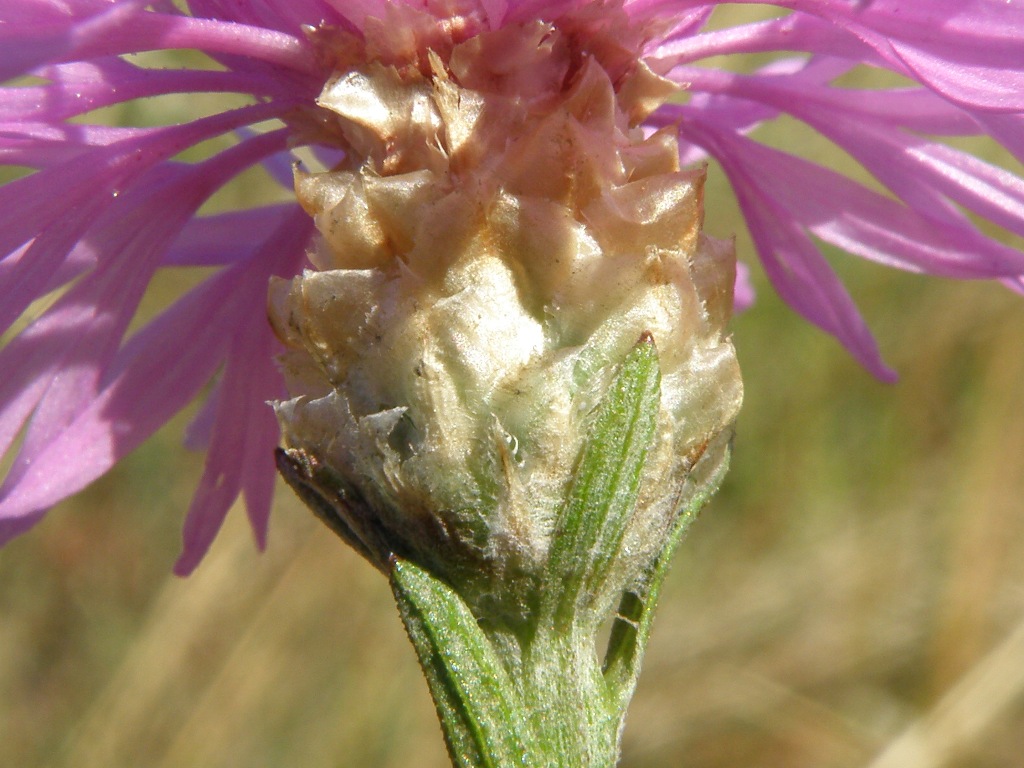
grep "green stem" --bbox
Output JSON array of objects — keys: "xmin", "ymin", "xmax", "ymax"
[
  {"xmin": 390, "ymin": 557, "xmax": 540, "ymax": 768},
  {"xmin": 517, "ymin": 628, "xmax": 620, "ymax": 767},
  {"xmin": 392, "ymin": 557, "xmax": 622, "ymax": 767}
]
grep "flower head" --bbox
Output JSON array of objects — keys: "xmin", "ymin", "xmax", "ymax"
[
  {"xmin": 1, "ymin": 0, "xmax": 1022, "ymax": 570},
  {"xmin": 270, "ymin": 6, "xmax": 743, "ymax": 621}
]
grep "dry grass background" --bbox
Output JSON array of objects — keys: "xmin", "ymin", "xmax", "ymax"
[{"xmin": 2, "ymin": 7, "xmax": 1024, "ymax": 767}]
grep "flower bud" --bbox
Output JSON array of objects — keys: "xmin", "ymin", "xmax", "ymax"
[{"xmin": 270, "ymin": 10, "xmax": 742, "ymax": 626}]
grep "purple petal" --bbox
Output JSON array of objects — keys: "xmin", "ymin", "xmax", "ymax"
[
  {"xmin": 1, "ymin": 180, "xmax": 199, "ymax": 461},
  {"xmin": 0, "ymin": 122, "xmax": 140, "ymax": 167},
  {"xmin": 0, "ymin": 266, "xmax": 232, "ymax": 543},
  {"xmin": 734, "ymin": 261, "xmax": 755, "ymax": 313},
  {"xmin": 58, "ymin": 10, "xmax": 317, "ymax": 74},
  {"xmin": 0, "ymin": 0, "xmax": 144, "ymax": 82},
  {"xmin": 0, "ymin": 169, "xmax": 193, "ymax": 475},
  {"xmin": 0, "ymin": 133, "xmax": 291, "ymax": 529},
  {"xmin": 184, "ymin": 380, "xmax": 220, "ymax": 452},
  {"xmin": 973, "ymin": 112, "xmax": 1024, "ymax": 167},
  {"xmin": 0, "ymin": 104, "xmax": 295, "ymax": 337},
  {"xmin": 162, "ymin": 204, "xmax": 300, "ymax": 267},
  {"xmin": 186, "ymin": 0, "xmax": 347, "ymax": 35},
  {"xmin": 787, "ymin": 0, "xmax": 1024, "ymax": 111},
  {"xmin": 0, "ymin": 209, "xmax": 311, "ymax": 545},
  {"xmin": 655, "ymin": 3, "xmax": 1024, "ymax": 112},
  {"xmin": 0, "ymin": 58, "xmax": 305, "ymax": 123},
  {"xmin": 173, "ymin": 323, "xmax": 284, "ymax": 575},
  {"xmin": 0, "ymin": 101, "xmax": 291, "ymax": 255},
  {"xmin": 1004, "ymin": 276, "xmax": 1024, "ymax": 296},
  {"xmin": 478, "ymin": 0, "xmax": 510, "ymax": 29},
  {"xmin": 681, "ymin": 118, "xmax": 896, "ymax": 380},
  {"xmin": 673, "ymin": 66, "xmax": 1024, "ymax": 277},
  {"xmin": 651, "ymin": 13, "xmax": 876, "ymax": 70}
]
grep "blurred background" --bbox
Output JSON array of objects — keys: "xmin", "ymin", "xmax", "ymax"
[{"xmin": 2, "ymin": 7, "xmax": 1024, "ymax": 768}]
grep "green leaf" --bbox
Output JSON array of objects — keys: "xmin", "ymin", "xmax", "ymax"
[
  {"xmin": 601, "ymin": 436, "xmax": 732, "ymax": 714},
  {"xmin": 542, "ymin": 334, "xmax": 662, "ymax": 629},
  {"xmin": 390, "ymin": 557, "xmax": 539, "ymax": 768}
]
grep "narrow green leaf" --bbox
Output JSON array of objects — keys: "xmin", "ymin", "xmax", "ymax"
[
  {"xmin": 602, "ymin": 437, "xmax": 732, "ymax": 713},
  {"xmin": 390, "ymin": 557, "xmax": 539, "ymax": 768},
  {"xmin": 542, "ymin": 335, "xmax": 661, "ymax": 628}
]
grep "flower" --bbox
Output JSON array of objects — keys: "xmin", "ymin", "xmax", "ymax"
[
  {"xmin": 270, "ymin": 11, "xmax": 744, "ymax": 622},
  {"xmin": 1, "ymin": 0, "xmax": 1022, "ymax": 572}
]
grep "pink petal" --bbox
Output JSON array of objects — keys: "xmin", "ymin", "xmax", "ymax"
[
  {"xmin": 674, "ymin": 66, "xmax": 1024, "ymax": 277},
  {"xmin": 0, "ymin": 209, "xmax": 311, "ymax": 543},
  {"xmin": 788, "ymin": 0, "xmax": 1024, "ymax": 111},
  {"xmin": 187, "ymin": 0, "xmax": 347, "ymax": 35},
  {"xmin": 0, "ymin": 133, "xmax": 292, "ymax": 532},
  {"xmin": 0, "ymin": 267, "xmax": 233, "ymax": 542},
  {"xmin": 0, "ymin": 0, "xmax": 144, "ymax": 81},
  {"xmin": 173, "ymin": 323, "xmax": 285, "ymax": 575},
  {"xmin": 655, "ymin": 3, "xmax": 1024, "ymax": 111},
  {"xmin": 682, "ymin": 118, "xmax": 896, "ymax": 380},
  {"xmin": 0, "ymin": 58, "xmax": 303, "ymax": 122},
  {"xmin": 162, "ymin": 204, "xmax": 299, "ymax": 267},
  {"xmin": 59, "ymin": 11, "xmax": 317, "ymax": 75},
  {"xmin": 0, "ymin": 104, "xmax": 294, "ymax": 337},
  {"xmin": 651, "ymin": 13, "xmax": 875, "ymax": 69},
  {"xmin": 734, "ymin": 261, "xmax": 756, "ymax": 313}
]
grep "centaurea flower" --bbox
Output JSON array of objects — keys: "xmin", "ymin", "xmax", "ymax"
[{"xmin": 1, "ymin": 1, "xmax": 1021, "ymax": 583}]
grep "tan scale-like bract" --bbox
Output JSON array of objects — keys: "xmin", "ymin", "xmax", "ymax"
[{"xmin": 271, "ymin": 9, "xmax": 742, "ymax": 624}]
